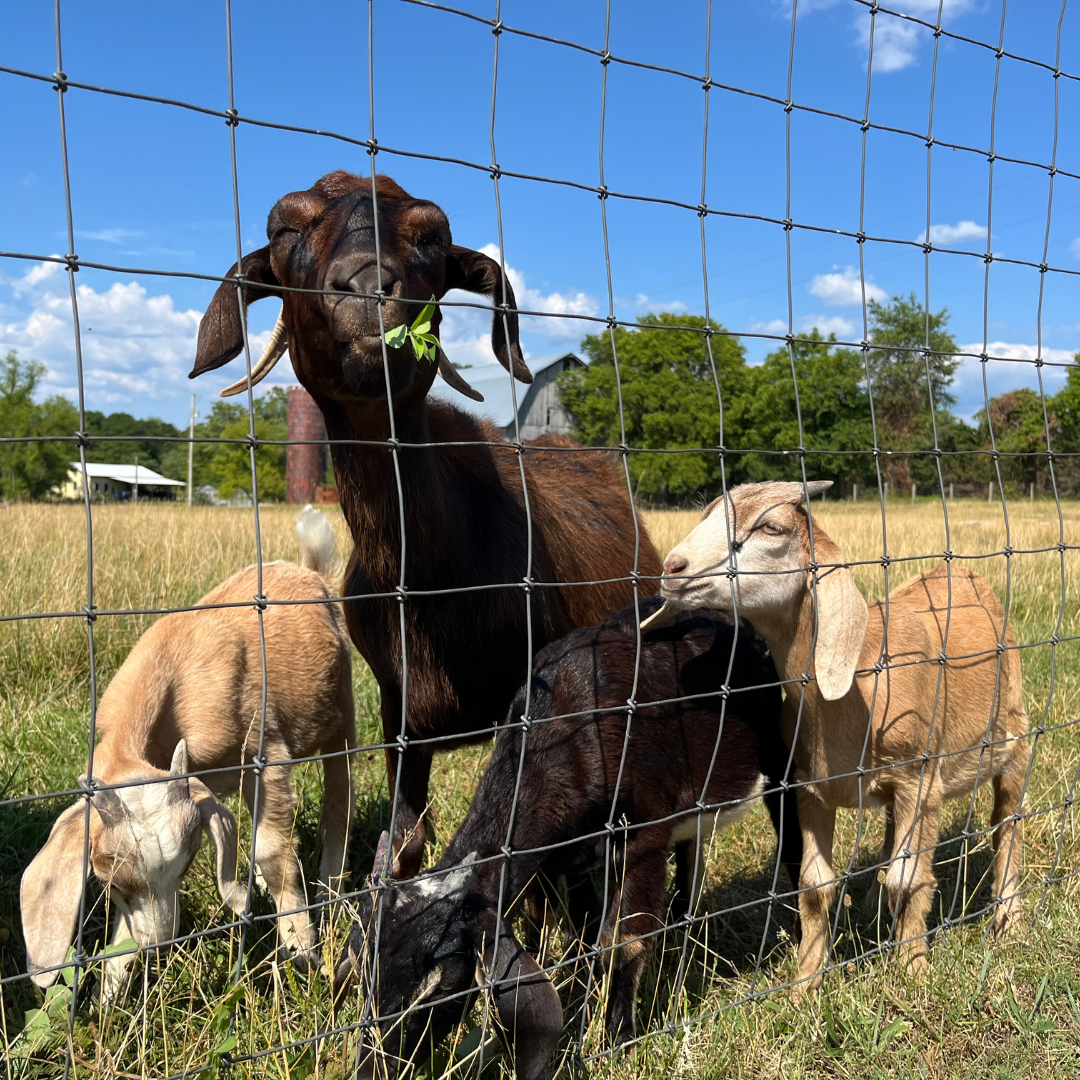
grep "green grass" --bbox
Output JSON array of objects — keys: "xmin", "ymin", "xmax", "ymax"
[{"xmin": 1, "ymin": 501, "xmax": 1079, "ymax": 1078}]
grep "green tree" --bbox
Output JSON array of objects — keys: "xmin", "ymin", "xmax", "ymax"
[
  {"xmin": 83, "ymin": 410, "xmax": 183, "ymax": 475},
  {"xmin": 208, "ymin": 418, "xmax": 286, "ymax": 501},
  {"xmin": 0, "ymin": 351, "xmax": 79, "ymax": 500},
  {"xmin": 742, "ymin": 333, "xmax": 874, "ymax": 487},
  {"xmin": 866, "ymin": 293, "xmax": 959, "ymax": 492},
  {"xmin": 1051, "ymin": 359, "xmax": 1080, "ymax": 451},
  {"xmin": 190, "ymin": 387, "xmax": 288, "ymax": 500},
  {"xmin": 976, "ymin": 388, "xmax": 1055, "ymax": 493},
  {"xmin": 558, "ymin": 313, "xmax": 749, "ymax": 501}
]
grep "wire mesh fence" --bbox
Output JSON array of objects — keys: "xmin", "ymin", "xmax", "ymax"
[{"xmin": 1, "ymin": 0, "xmax": 1079, "ymax": 1076}]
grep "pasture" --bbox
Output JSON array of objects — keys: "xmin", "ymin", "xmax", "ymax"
[{"xmin": 1, "ymin": 499, "xmax": 1080, "ymax": 1078}]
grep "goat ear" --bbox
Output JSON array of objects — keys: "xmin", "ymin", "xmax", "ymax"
[
  {"xmin": 444, "ymin": 245, "xmax": 532, "ymax": 383},
  {"xmin": 190, "ymin": 246, "xmax": 281, "ymax": 378},
  {"xmin": 20, "ymin": 803, "xmax": 95, "ymax": 989},
  {"xmin": 190, "ymin": 778, "xmax": 249, "ymax": 913},
  {"xmin": 368, "ymin": 829, "xmax": 393, "ymax": 884},
  {"xmin": 807, "ymin": 528, "xmax": 868, "ymax": 701},
  {"xmin": 483, "ymin": 930, "xmax": 562, "ymax": 1080}
]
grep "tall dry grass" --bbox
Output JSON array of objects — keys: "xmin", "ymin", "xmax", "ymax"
[{"xmin": 0, "ymin": 499, "xmax": 1078, "ymax": 1078}]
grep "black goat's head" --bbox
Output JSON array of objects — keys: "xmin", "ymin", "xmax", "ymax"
[
  {"xmin": 333, "ymin": 835, "xmax": 480, "ymax": 1028},
  {"xmin": 333, "ymin": 833, "xmax": 563, "ymax": 1080},
  {"xmin": 189, "ymin": 171, "xmax": 531, "ymax": 409}
]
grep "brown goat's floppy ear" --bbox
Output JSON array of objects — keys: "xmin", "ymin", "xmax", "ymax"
[
  {"xmin": 190, "ymin": 246, "xmax": 281, "ymax": 378},
  {"xmin": 20, "ymin": 803, "xmax": 95, "ymax": 989},
  {"xmin": 444, "ymin": 245, "xmax": 532, "ymax": 384},
  {"xmin": 807, "ymin": 528, "xmax": 868, "ymax": 701}
]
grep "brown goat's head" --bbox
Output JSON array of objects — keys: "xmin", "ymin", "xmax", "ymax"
[{"xmin": 189, "ymin": 171, "xmax": 531, "ymax": 407}]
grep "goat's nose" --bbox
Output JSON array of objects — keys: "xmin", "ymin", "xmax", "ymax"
[
  {"xmin": 327, "ymin": 263, "xmax": 399, "ymax": 301},
  {"xmin": 664, "ymin": 552, "xmax": 689, "ymax": 576}
]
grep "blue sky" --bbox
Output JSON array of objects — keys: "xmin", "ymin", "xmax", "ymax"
[{"xmin": 2, "ymin": 0, "xmax": 1078, "ymax": 429}]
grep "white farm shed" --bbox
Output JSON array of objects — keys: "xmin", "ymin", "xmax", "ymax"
[
  {"xmin": 431, "ymin": 352, "xmax": 584, "ymax": 441},
  {"xmin": 62, "ymin": 462, "xmax": 186, "ymax": 501}
]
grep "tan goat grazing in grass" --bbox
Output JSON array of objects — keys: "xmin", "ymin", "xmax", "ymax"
[
  {"xmin": 20, "ymin": 507, "xmax": 355, "ymax": 998},
  {"xmin": 646, "ymin": 480, "xmax": 1030, "ymax": 987}
]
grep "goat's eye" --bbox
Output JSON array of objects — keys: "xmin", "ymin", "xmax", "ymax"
[
  {"xmin": 273, "ymin": 225, "xmax": 300, "ymax": 242},
  {"xmin": 763, "ymin": 522, "xmax": 783, "ymax": 535}
]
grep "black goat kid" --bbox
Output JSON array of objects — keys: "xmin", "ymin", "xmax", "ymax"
[{"xmin": 334, "ymin": 599, "xmax": 801, "ymax": 1079}]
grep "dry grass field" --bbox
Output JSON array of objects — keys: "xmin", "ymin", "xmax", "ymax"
[{"xmin": 2, "ymin": 498, "xmax": 1080, "ymax": 1078}]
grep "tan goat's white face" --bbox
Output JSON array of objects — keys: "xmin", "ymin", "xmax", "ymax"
[
  {"xmin": 92, "ymin": 778, "xmax": 202, "ymax": 951},
  {"xmin": 659, "ymin": 482, "xmax": 832, "ymax": 617}
]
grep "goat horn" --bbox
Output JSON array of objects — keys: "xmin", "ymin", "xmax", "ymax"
[
  {"xmin": 219, "ymin": 314, "xmax": 289, "ymax": 398},
  {"xmin": 437, "ymin": 348, "xmax": 484, "ymax": 403},
  {"xmin": 168, "ymin": 739, "xmax": 191, "ymax": 804}
]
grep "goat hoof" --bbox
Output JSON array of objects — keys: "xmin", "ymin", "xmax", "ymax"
[{"xmin": 991, "ymin": 908, "xmax": 1016, "ymax": 937}]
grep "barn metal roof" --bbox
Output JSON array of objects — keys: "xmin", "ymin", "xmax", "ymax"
[
  {"xmin": 68, "ymin": 462, "xmax": 186, "ymax": 486},
  {"xmin": 430, "ymin": 351, "xmax": 583, "ymax": 430}
]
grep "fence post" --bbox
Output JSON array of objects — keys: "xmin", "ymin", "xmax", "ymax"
[
  {"xmin": 1031, "ymin": 481, "xmax": 1035, "ymax": 501},
  {"xmin": 949, "ymin": 481, "xmax": 954, "ymax": 500},
  {"xmin": 911, "ymin": 483, "xmax": 916, "ymax": 504},
  {"xmin": 853, "ymin": 483, "xmax": 858, "ymax": 501},
  {"xmin": 989, "ymin": 480, "xmax": 994, "ymax": 502},
  {"xmin": 884, "ymin": 482, "xmax": 889, "ymax": 500}
]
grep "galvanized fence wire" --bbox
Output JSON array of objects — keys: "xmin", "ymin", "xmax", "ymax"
[{"xmin": 0, "ymin": 0, "xmax": 1078, "ymax": 1075}]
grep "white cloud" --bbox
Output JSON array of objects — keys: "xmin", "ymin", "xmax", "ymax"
[
  {"xmin": 916, "ymin": 221, "xmax": 988, "ymax": 245},
  {"xmin": 748, "ymin": 315, "xmax": 856, "ymax": 340},
  {"xmin": 799, "ymin": 314, "xmax": 855, "ymax": 338},
  {"xmin": 1070, "ymin": 237, "xmax": 1080, "ymax": 259},
  {"xmin": 808, "ymin": 266, "xmax": 887, "ymax": 306},
  {"xmin": 76, "ymin": 228, "xmax": 145, "ymax": 245},
  {"xmin": 0, "ymin": 259, "xmax": 281, "ymax": 412},
  {"xmin": 633, "ymin": 293, "xmax": 688, "ymax": 314},
  {"xmin": 748, "ymin": 318, "xmax": 788, "ymax": 336},
  {"xmin": 854, "ymin": 0, "xmax": 974, "ymax": 73},
  {"xmin": 953, "ymin": 341, "xmax": 1078, "ymax": 420},
  {"xmin": 957, "ymin": 341, "xmax": 1077, "ymax": 366}
]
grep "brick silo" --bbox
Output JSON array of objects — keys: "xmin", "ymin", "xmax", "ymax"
[{"xmin": 286, "ymin": 386, "xmax": 327, "ymax": 505}]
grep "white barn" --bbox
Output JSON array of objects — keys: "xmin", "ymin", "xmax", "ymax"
[
  {"xmin": 61, "ymin": 462, "xmax": 186, "ymax": 501},
  {"xmin": 431, "ymin": 352, "xmax": 584, "ymax": 441}
]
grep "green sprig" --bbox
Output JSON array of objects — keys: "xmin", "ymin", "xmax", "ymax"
[{"xmin": 383, "ymin": 297, "xmax": 440, "ymax": 363}]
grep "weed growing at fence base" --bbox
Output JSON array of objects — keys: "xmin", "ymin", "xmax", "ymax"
[{"xmin": 1, "ymin": 502, "xmax": 1078, "ymax": 1078}]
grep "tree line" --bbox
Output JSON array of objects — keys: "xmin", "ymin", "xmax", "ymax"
[
  {"xmin": 0, "ymin": 350, "xmax": 288, "ymax": 501},
  {"xmin": 3, "ymin": 292, "xmax": 1078, "ymax": 504},
  {"xmin": 559, "ymin": 294, "xmax": 1080, "ymax": 503}
]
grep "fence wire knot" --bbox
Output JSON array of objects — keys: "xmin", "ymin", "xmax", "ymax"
[
  {"xmin": 224, "ymin": 108, "xmax": 239, "ymax": 127},
  {"xmin": 64, "ymin": 253, "xmax": 80, "ymax": 272},
  {"xmin": 52, "ymin": 71, "xmax": 68, "ymax": 93},
  {"xmin": 253, "ymin": 593, "xmax": 267, "ymax": 610},
  {"xmin": 252, "ymin": 754, "xmax": 268, "ymax": 774}
]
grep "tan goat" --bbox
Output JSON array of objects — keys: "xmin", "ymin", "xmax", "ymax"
[
  {"xmin": 646, "ymin": 480, "xmax": 1030, "ymax": 986},
  {"xmin": 21, "ymin": 508, "xmax": 355, "ymax": 997}
]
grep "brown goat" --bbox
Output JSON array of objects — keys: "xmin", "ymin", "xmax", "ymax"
[{"xmin": 189, "ymin": 171, "xmax": 661, "ymax": 877}]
